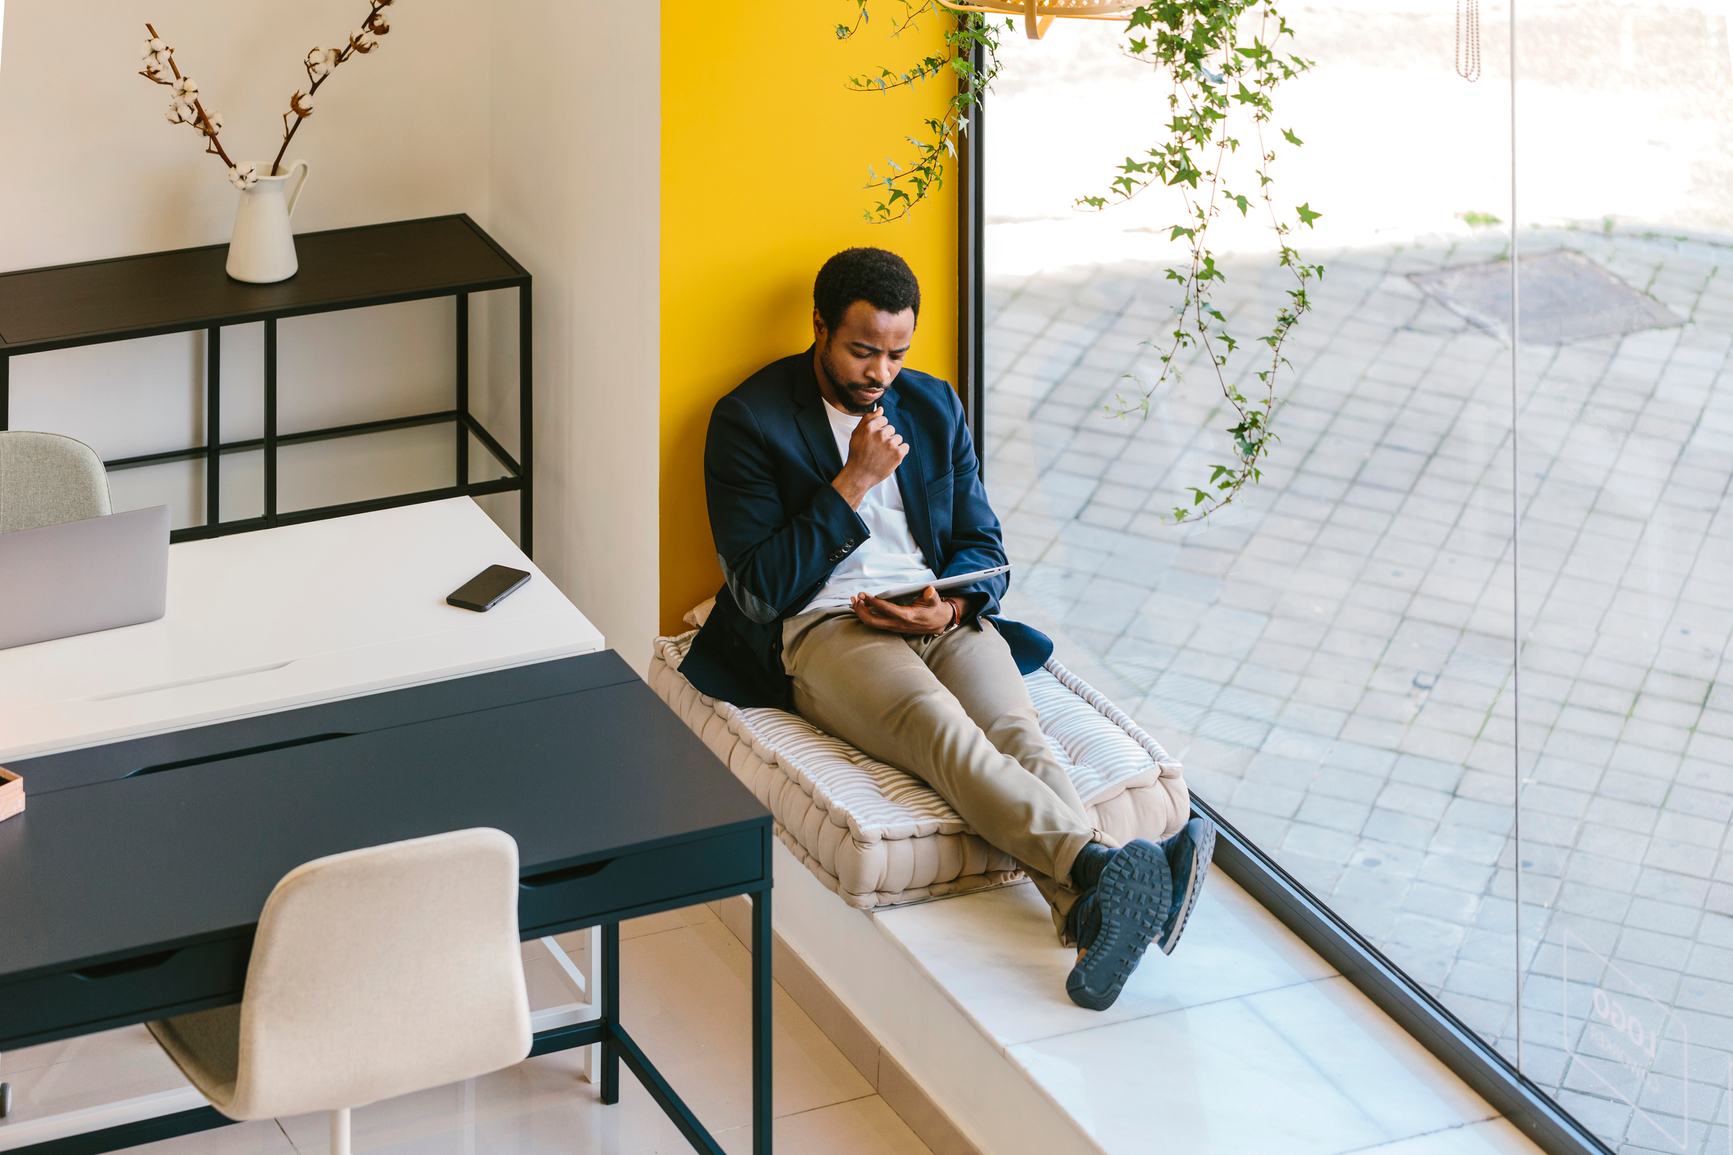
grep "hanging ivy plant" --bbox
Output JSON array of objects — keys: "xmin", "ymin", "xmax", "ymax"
[
  {"xmin": 834, "ymin": 0, "xmax": 1002, "ymax": 222},
  {"xmin": 837, "ymin": 0, "xmax": 1322, "ymax": 524}
]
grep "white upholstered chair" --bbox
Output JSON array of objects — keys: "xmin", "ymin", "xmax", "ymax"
[
  {"xmin": 0, "ymin": 430, "xmax": 112, "ymax": 534},
  {"xmin": 148, "ymin": 828, "xmax": 533, "ymax": 1155}
]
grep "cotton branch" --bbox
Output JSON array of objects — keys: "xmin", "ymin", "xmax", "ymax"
[
  {"xmin": 138, "ymin": 23, "xmax": 237, "ymax": 171},
  {"xmin": 270, "ymin": 0, "xmax": 394, "ymax": 175}
]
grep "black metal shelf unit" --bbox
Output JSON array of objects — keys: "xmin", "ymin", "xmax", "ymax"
[{"xmin": 0, "ymin": 214, "xmax": 533, "ymax": 555}]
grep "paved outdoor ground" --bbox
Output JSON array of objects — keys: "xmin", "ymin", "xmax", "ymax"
[{"xmin": 984, "ymin": 225, "xmax": 1733, "ymax": 1155}]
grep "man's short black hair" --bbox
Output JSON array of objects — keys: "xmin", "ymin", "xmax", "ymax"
[{"xmin": 813, "ymin": 248, "xmax": 921, "ymax": 333}]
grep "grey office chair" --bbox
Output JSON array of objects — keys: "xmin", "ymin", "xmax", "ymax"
[
  {"xmin": 148, "ymin": 828, "xmax": 533, "ymax": 1155},
  {"xmin": 0, "ymin": 431, "xmax": 112, "ymax": 534},
  {"xmin": 0, "ymin": 430, "xmax": 113, "ymax": 1117}
]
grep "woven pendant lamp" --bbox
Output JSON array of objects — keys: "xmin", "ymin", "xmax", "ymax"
[{"xmin": 937, "ymin": 0, "xmax": 1137, "ymax": 39}]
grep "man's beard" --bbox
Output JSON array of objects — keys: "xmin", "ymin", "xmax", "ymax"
[{"xmin": 818, "ymin": 341, "xmax": 885, "ymax": 415}]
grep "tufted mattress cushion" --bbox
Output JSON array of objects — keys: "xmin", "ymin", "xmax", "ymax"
[{"xmin": 649, "ymin": 631, "xmax": 1190, "ymax": 908}]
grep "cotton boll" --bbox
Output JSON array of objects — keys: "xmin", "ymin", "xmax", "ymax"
[
  {"xmin": 227, "ymin": 163, "xmax": 259, "ymax": 190},
  {"xmin": 173, "ymin": 76, "xmax": 198, "ymax": 100}
]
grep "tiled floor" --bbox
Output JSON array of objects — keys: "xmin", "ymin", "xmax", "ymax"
[
  {"xmin": 0, "ymin": 906, "xmax": 932, "ymax": 1155},
  {"xmin": 983, "ymin": 225, "xmax": 1733, "ymax": 1153}
]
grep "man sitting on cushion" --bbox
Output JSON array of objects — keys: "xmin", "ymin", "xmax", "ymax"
[{"xmin": 681, "ymin": 246, "xmax": 1214, "ymax": 1010}]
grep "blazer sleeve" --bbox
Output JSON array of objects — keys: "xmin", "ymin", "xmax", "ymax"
[
  {"xmin": 705, "ymin": 394, "xmax": 869, "ymax": 625},
  {"xmin": 934, "ymin": 387, "xmax": 1010, "ymax": 620}
]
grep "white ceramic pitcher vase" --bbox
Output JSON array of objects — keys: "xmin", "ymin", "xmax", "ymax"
[{"xmin": 225, "ymin": 160, "xmax": 310, "ymax": 283}]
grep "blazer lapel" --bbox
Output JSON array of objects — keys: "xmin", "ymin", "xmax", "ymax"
[
  {"xmin": 883, "ymin": 387, "xmax": 938, "ymax": 567},
  {"xmin": 792, "ymin": 351, "xmax": 843, "ymax": 477}
]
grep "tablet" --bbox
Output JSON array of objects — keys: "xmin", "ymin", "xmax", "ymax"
[{"xmin": 873, "ymin": 565, "xmax": 1011, "ymax": 601}]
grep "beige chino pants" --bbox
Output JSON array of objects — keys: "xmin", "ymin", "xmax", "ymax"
[{"xmin": 782, "ymin": 610, "xmax": 1100, "ymax": 936}]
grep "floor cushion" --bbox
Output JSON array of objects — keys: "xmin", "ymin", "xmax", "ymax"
[{"xmin": 649, "ymin": 631, "xmax": 1190, "ymax": 909}]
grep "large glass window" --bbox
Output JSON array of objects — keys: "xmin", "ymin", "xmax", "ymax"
[
  {"xmin": 982, "ymin": 5, "xmax": 1732, "ymax": 1152},
  {"xmin": 1510, "ymin": 5, "xmax": 1733, "ymax": 1150}
]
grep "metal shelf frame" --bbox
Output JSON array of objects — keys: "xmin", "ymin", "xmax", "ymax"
[{"xmin": 0, "ymin": 214, "xmax": 534, "ymax": 556}]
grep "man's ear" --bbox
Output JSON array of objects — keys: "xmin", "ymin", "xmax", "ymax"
[{"xmin": 812, "ymin": 309, "xmax": 828, "ymax": 344}]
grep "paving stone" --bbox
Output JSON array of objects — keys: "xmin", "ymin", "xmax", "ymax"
[
  {"xmin": 1622, "ymin": 898, "xmax": 1702, "ymax": 939},
  {"xmin": 1376, "ymin": 781, "xmax": 1454, "ymax": 820},
  {"xmin": 1643, "ymin": 840, "xmax": 1721, "ymax": 879},
  {"xmin": 1575, "ymin": 823, "xmax": 1655, "ymax": 864},
  {"xmin": 1565, "ymin": 852, "xmax": 1646, "ymax": 892}
]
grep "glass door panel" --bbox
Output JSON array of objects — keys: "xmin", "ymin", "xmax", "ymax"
[{"xmin": 1512, "ymin": 3, "xmax": 1733, "ymax": 1150}]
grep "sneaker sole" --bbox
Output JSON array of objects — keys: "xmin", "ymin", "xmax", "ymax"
[
  {"xmin": 1158, "ymin": 818, "xmax": 1216, "ymax": 956},
  {"xmin": 1065, "ymin": 840, "xmax": 1172, "ymax": 1011}
]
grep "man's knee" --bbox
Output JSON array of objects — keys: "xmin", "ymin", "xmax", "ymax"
[
  {"xmin": 982, "ymin": 703, "xmax": 1048, "ymax": 751},
  {"xmin": 881, "ymin": 683, "xmax": 970, "ymax": 737}
]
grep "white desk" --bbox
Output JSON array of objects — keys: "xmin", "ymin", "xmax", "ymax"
[
  {"xmin": 0, "ymin": 497, "xmax": 607, "ymax": 1150},
  {"xmin": 0, "ymin": 498, "xmax": 604, "ymax": 762}
]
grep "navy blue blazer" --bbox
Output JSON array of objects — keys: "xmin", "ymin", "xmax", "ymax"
[{"xmin": 681, "ymin": 348, "xmax": 1053, "ymax": 710}]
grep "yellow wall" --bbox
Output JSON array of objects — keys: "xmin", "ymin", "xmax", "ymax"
[{"xmin": 660, "ymin": 2, "xmax": 960, "ymax": 634}]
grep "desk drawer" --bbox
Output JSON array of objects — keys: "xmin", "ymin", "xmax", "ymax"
[
  {"xmin": 0, "ymin": 937, "xmax": 250, "ymax": 1049},
  {"xmin": 518, "ymin": 829, "xmax": 764, "ymax": 933}
]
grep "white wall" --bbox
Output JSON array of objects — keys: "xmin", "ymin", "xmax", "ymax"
[
  {"xmin": 485, "ymin": 0, "xmax": 660, "ymax": 672},
  {"xmin": 0, "ymin": 1, "xmax": 660, "ymax": 667}
]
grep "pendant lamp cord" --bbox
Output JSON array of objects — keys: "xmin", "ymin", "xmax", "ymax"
[{"xmin": 1457, "ymin": 0, "xmax": 1483, "ymax": 81}]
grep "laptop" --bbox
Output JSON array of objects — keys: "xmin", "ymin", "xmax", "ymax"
[{"xmin": 0, "ymin": 506, "xmax": 170, "ymax": 650}]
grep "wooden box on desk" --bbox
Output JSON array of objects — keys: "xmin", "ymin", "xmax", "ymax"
[{"xmin": 0, "ymin": 767, "xmax": 22, "ymax": 823}]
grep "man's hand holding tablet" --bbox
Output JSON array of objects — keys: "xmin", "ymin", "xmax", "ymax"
[{"xmin": 848, "ymin": 565, "xmax": 1013, "ymax": 636}]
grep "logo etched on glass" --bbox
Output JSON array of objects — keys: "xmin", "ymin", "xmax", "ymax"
[{"xmin": 1562, "ymin": 931, "xmax": 1691, "ymax": 1151}]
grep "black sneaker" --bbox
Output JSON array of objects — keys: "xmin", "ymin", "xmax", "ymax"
[
  {"xmin": 1156, "ymin": 816, "xmax": 1216, "ymax": 956},
  {"xmin": 1065, "ymin": 839, "xmax": 1171, "ymax": 1011}
]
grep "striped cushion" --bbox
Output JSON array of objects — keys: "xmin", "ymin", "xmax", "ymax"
[{"xmin": 649, "ymin": 631, "xmax": 1190, "ymax": 909}]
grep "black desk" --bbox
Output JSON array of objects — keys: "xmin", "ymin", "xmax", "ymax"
[
  {"xmin": 0, "ymin": 652, "xmax": 773, "ymax": 1155},
  {"xmin": 0, "ymin": 215, "xmax": 533, "ymax": 552}
]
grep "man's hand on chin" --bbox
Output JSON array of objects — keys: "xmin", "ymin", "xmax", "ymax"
[{"xmin": 850, "ymin": 586, "xmax": 960, "ymax": 635}]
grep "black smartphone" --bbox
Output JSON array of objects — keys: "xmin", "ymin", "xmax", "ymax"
[{"xmin": 447, "ymin": 565, "xmax": 531, "ymax": 612}]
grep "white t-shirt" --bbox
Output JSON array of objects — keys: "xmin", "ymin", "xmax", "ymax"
[{"xmin": 799, "ymin": 401, "xmax": 939, "ymax": 615}]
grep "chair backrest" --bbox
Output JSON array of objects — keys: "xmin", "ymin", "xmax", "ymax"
[
  {"xmin": 0, "ymin": 431, "xmax": 112, "ymax": 534},
  {"xmin": 224, "ymin": 827, "xmax": 532, "ymax": 1120}
]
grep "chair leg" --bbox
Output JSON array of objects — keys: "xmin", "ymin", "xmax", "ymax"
[
  {"xmin": 583, "ymin": 924, "xmax": 600, "ymax": 1083},
  {"xmin": 330, "ymin": 1107, "xmax": 351, "ymax": 1155}
]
